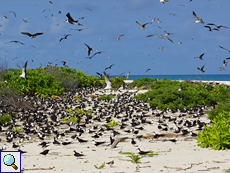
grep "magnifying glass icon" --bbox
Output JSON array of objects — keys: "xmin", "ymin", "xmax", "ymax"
[{"xmin": 3, "ymin": 154, "xmax": 18, "ymax": 170}]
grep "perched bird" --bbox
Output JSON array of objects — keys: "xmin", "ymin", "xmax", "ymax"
[
  {"xmin": 193, "ymin": 11, "xmax": 204, "ymax": 24},
  {"xmin": 195, "ymin": 53, "xmax": 204, "ymax": 60},
  {"xmin": 112, "ymin": 34, "xmax": 124, "ymax": 40},
  {"xmin": 197, "ymin": 65, "xmax": 205, "ymax": 73},
  {"xmin": 61, "ymin": 141, "xmax": 72, "ymax": 145},
  {"xmin": 106, "ymin": 160, "xmax": 114, "ymax": 167},
  {"xmin": 76, "ymin": 137, "xmax": 88, "ymax": 143},
  {"xmin": 84, "ymin": 43, "xmax": 93, "ymax": 56},
  {"xmin": 59, "ymin": 34, "xmax": 71, "ymax": 42},
  {"xmin": 136, "ymin": 21, "xmax": 148, "ymax": 29},
  {"xmin": 103, "ymin": 71, "xmax": 112, "ymax": 90},
  {"xmin": 40, "ymin": 149, "xmax": 49, "ymax": 156},
  {"xmin": 131, "ymin": 138, "xmax": 136, "ymax": 145},
  {"xmin": 168, "ymin": 136, "xmax": 178, "ymax": 143},
  {"xmin": 137, "ymin": 148, "xmax": 152, "ymax": 155},
  {"xmin": 65, "ymin": 13, "xmax": 78, "ymax": 24},
  {"xmin": 92, "ymin": 140, "xmax": 105, "ymax": 146},
  {"xmin": 219, "ymin": 46, "xmax": 230, "ymax": 53},
  {"xmin": 73, "ymin": 150, "xmax": 85, "ymax": 158},
  {"xmin": 19, "ymin": 61, "xmax": 28, "ymax": 80},
  {"xmin": 21, "ymin": 32, "xmax": 43, "ymax": 38}
]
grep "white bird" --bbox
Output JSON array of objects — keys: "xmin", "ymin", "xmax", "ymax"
[
  {"xmin": 159, "ymin": 0, "xmax": 168, "ymax": 4},
  {"xmin": 19, "ymin": 61, "xmax": 28, "ymax": 80},
  {"xmin": 136, "ymin": 21, "xmax": 148, "ymax": 29},
  {"xmin": 126, "ymin": 71, "xmax": 130, "ymax": 79},
  {"xmin": 103, "ymin": 71, "xmax": 113, "ymax": 90},
  {"xmin": 193, "ymin": 11, "xmax": 204, "ymax": 24}
]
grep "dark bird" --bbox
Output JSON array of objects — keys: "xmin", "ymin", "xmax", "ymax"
[
  {"xmin": 197, "ymin": 65, "xmax": 205, "ymax": 73},
  {"xmin": 105, "ymin": 64, "xmax": 115, "ymax": 70},
  {"xmin": 61, "ymin": 61, "xmax": 68, "ymax": 67},
  {"xmin": 136, "ymin": 21, "xmax": 149, "ymax": 29},
  {"xmin": 9, "ymin": 11, "xmax": 16, "ymax": 18},
  {"xmin": 219, "ymin": 46, "xmax": 230, "ymax": 53},
  {"xmin": 38, "ymin": 141, "xmax": 50, "ymax": 148},
  {"xmin": 21, "ymin": 32, "xmax": 43, "ymax": 38},
  {"xmin": 195, "ymin": 53, "xmax": 204, "ymax": 60},
  {"xmin": 53, "ymin": 138, "xmax": 61, "ymax": 145},
  {"xmin": 223, "ymin": 60, "xmax": 227, "ymax": 66},
  {"xmin": 18, "ymin": 149, "xmax": 27, "ymax": 154},
  {"xmin": 92, "ymin": 140, "xmax": 105, "ymax": 146},
  {"xmin": 12, "ymin": 142, "xmax": 19, "ymax": 148},
  {"xmin": 86, "ymin": 51, "xmax": 105, "ymax": 59},
  {"xmin": 49, "ymin": 1, "xmax": 53, "ymax": 4},
  {"xmin": 137, "ymin": 148, "xmax": 152, "ymax": 155},
  {"xmin": 65, "ymin": 13, "xmax": 78, "ymax": 24},
  {"xmin": 96, "ymin": 72, "xmax": 102, "ymax": 78},
  {"xmin": 76, "ymin": 137, "xmax": 88, "ymax": 143},
  {"xmin": 73, "ymin": 150, "xmax": 85, "ymax": 158},
  {"xmin": 146, "ymin": 69, "xmax": 151, "ymax": 73},
  {"xmin": 19, "ymin": 61, "xmax": 28, "ymax": 80},
  {"xmin": 84, "ymin": 43, "xmax": 93, "ymax": 56},
  {"xmin": 106, "ymin": 160, "xmax": 114, "ymax": 167},
  {"xmin": 61, "ymin": 141, "xmax": 72, "ymax": 145},
  {"xmin": 204, "ymin": 26, "xmax": 214, "ymax": 31},
  {"xmin": 131, "ymin": 138, "xmax": 136, "ymax": 145},
  {"xmin": 59, "ymin": 34, "xmax": 71, "ymax": 42},
  {"xmin": 193, "ymin": 11, "xmax": 204, "ymax": 24},
  {"xmin": 207, "ymin": 23, "xmax": 229, "ymax": 30},
  {"xmin": 39, "ymin": 149, "xmax": 49, "ymax": 156},
  {"xmin": 6, "ymin": 41, "xmax": 25, "ymax": 45},
  {"xmin": 168, "ymin": 136, "xmax": 178, "ymax": 143}
]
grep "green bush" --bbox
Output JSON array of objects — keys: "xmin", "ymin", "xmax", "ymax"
[
  {"xmin": 107, "ymin": 120, "xmax": 118, "ymax": 127},
  {"xmin": 98, "ymin": 94, "xmax": 114, "ymax": 100},
  {"xmin": 128, "ymin": 77, "xmax": 157, "ymax": 88},
  {"xmin": 196, "ymin": 111, "xmax": 230, "ymax": 150},
  {"xmin": 0, "ymin": 114, "xmax": 11, "ymax": 125}
]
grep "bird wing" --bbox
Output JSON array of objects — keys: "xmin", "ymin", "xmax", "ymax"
[
  {"xmin": 117, "ymin": 34, "xmax": 124, "ymax": 39},
  {"xmin": 165, "ymin": 36, "xmax": 174, "ymax": 43},
  {"xmin": 146, "ymin": 34, "xmax": 157, "ymax": 37},
  {"xmin": 66, "ymin": 13, "xmax": 74, "ymax": 22},
  {"xmin": 34, "ymin": 33, "xmax": 43, "ymax": 36},
  {"xmin": 193, "ymin": 11, "xmax": 199, "ymax": 21},
  {"xmin": 103, "ymin": 71, "xmax": 112, "ymax": 88},
  {"xmin": 21, "ymin": 32, "xmax": 32, "ymax": 37},
  {"xmin": 204, "ymin": 26, "xmax": 211, "ymax": 31},
  {"xmin": 220, "ymin": 46, "xmax": 229, "ymax": 52},
  {"xmin": 136, "ymin": 21, "xmax": 142, "ymax": 27},
  {"xmin": 22, "ymin": 61, "xmax": 28, "ymax": 75},
  {"xmin": 9, "ymin": 11, "xmax": 16, "ymax": 17}
]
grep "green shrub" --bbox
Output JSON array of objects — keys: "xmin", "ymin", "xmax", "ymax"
[
  {"xmin": 61, "ymin": 116, "xmax": 78, "ymax": 123},
  {"xmin": 98, "ymin": 94, "xmax": 114, "ymax": 100},
  {"xmin": 127, "ymin": 153, "xmax": 142, "ymax": 164},
  {"xmin": 128, "ymin": 77, "xmax": 157, "ymax": 88},
  {"xmin": 196, "ymin": 111, "xmax": 230, "ymax": 150},
  {"xmin": 0, "ymin": 114, "xmax": 11, "ymax": 125},
  {"xmin": 107, "ymin": 120, "xmax": 118, "ymax": 127}
]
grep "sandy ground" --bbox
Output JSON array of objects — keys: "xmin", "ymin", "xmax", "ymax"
[{"xmin": 2, "ymin": 80, "xmax": 230, "ymax": 173}]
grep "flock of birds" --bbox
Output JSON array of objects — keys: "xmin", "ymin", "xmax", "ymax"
[
  {"xmin": 0, "ymin": 82, "xmax": 212, "ymax": 161},
  {"xmin": 1, "ymin": 0, "xmax": 229, "ymax": 75}
]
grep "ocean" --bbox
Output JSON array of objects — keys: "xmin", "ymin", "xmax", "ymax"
[{"xmin": 111, "ymin": 74, "xmax": 230, "ymax": 81}]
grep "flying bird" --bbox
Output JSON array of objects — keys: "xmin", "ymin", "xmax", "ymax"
[
  {"xmin": 197, "ymin": 65, "xmax": 205, "ymax": 73},
  {"xmin": 86, "ymin": 51, "xmax": 105, "ymax": 59},
  {"xmin": 207, "ymin": 23, "xmax": 229, "ymax": 30},
  {"xmin": 136, "ymin": 21, "xmax": 148, "ymax": 29},
  {"xmin": 103, "ymin": 71, "xmax": 112, "ymax": 90},
  {"xmin": 126, "ymin": 71, "xmax": 130, "ymax": 79},
  {"xmin": 219, "ymin": 46, "xmax": 230, "ymax": 53},
  {"xmin": 146, "ymin": 69, "xmax": 151, "ymax": 73},
  {"xmin": 204, "ymin": 25, "xmax": 214, "ymax": 31},
  {"xmin": 6, "ymin": 41, "xmax": 25, "ymax": 45},
  {"xmin": 193, "ymin": 11, "xmax": 204, "ymax": 24},
  {"xmin": 61, "ymin": 61, "xmax": 68, "ymax": 67},
  {"xmin": 96, "ymin": 72, "xmax": 102, "ymax": 78},
  {"xmin": 59, "ymin": 34, "xmax": 71, "ymax": 42},
  {"xmin": 105, "ymin": 64, "xmax": 115, "ymax": 70},
  {"xmin": 223, "ymin": 60, "xmax": 227, "ymax": 66},
  {"xmin": 112, "ymin": 34, "xmax": 124, "ymax": 40},
  {"xmin": 19, "ymin": 61, "xmax": 28, "ymax": 80},
  {"xmin": 22, "ymin": 19, "xmax": 29, "ymax": 23},
  {"xmin": 195, "ymin": 53, "xmax": 204, "ymax": 60},
  {"xmin": 159, "ymin": 0, "xmax": 168, "ymax": 4},
  {"xmin": 9, "ymin": 11, "xmax": 16, "ymax": 17},
  {"xmin": 21, "ymin": 32, "xmax": 43, "ymax": 38},
  {"xmin": 219, "ymin": 67, "xmax": 225, "ymax": 71},
  {"xmin": 84, "ymin": 43, "xmax": 93, "ymax": 56},
  {"xmin": 65, "ymin": 13, "xmax": 78, "ymax": 24}
]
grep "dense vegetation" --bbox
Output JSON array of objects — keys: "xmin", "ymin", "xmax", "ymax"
[{"xmin": 130, "ymin": 77, "xmax": 230, "ymax": 150}]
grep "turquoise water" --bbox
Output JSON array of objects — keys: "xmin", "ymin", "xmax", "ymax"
[{"xmin": 111, "ymin": 74, "xmax": 230, "ymax": 81}]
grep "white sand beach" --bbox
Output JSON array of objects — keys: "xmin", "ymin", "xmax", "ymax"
[{"xmin": 1, "ymin": 80, "xmax": 230, "ymax": 173}]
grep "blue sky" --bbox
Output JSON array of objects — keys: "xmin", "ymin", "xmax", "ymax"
[{"xmin": 0, "ymin": 0, "xmax": 230, "ymax": 75}]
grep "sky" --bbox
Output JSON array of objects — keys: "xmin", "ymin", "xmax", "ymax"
[{"xmin": 0, "ymin": 0, "xmax": 230, "ymax": 76}]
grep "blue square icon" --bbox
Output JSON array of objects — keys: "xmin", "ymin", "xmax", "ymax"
[{"xmin": 0, "ymin": 151, "xmax": 21, "ymax": 173}]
